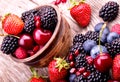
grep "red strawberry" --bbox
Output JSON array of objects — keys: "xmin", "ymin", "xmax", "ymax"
[
  {"xmin": 112, "ymin": 54, "xmax": 120, "ymax": 80},
  {"xmin": 70, "ymin": 0, "xmax": 91, "ymax": 27},
  {"xmin": 48, "ymin": 58, "xmax": 70, "ymax": 82},
  {"xmin": 14, "ymin": 47, "xmax": 28, "ymax": 59},
  {"xmin": 30, "ymin": 67, "xmax": 46, "ymax": 82},
  {"xmin": 111, "ymin": 24, "xmax": 120, "ymax": 34},
  {"xmin": 2, "ymin": 13, "xmax": 24, "ymax": 35}
]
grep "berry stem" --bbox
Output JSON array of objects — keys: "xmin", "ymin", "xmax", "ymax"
[{"xmin": 99, "ymin": 22, "xmax": 108, "ymax": 55}]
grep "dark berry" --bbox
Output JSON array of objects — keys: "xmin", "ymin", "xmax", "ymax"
[
  {"xmin": 1, "ymin": 35, "xmax": 18, "ymax": 54},
  {"xmin": 74, "ymin": 75, "xmax": 87, "ymax": 82},
  {"xmin": 38, "ymin": 6, "xmax": 58, "ymax": 31},
  {"xmin": 99, "ymin": 1, "xmax": 119, "ymax": 22},
  {"xmin": 73, "ymin": 34, "xmax": 87, "ymax": 45}
]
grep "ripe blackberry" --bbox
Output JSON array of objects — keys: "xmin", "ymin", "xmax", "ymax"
[
  {"xmin": 23, "ymin": 15, "xmax": 35, "ymax": 33},
  {"xmin": 39, "ymin": 6, "xmax": 58, "ymax": 31},
  {"xmin": 105, "ymin": 43, "xmax": 114, "ymax": 57},
  {"xmin": 87, "ymin": 70, "xmax": 110, "ymax": 82},
  {"xmin": 86, "ymin": 64, "xmax": 96, "ymax": 73},
  {"xmin": 1, "ymin": 35, "xmax": 18, "ymax": 54},
  {"xmin": 70, "ymin": 43, "xmax": 85, "ymax": 54},
  {"xmin": 75, "ymin": 54, "xmax": 87, "ymax": 68},
  {"xmin": 74, "ymin": 75, "xmax": 87, "ymax": 82},
  {"xmin": 111, "ymin": 38, "xmax": 120, "ymax": 55},
  {"xmin": 21, "ymin": 9, "xmax": 39, "ymax": 22},
  {"xmin": 85, "ymin": 31, "xmax": 99, "ymax": 44},
  {"xmin": 99, "ymin": 1, "xmax": 119, "ymax": 22},
  {"xmin": 73, "ymin": 34, "xmax": 87, "ymax": 45}
]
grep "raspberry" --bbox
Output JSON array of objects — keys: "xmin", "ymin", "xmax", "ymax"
[
  {"xmin": 111, "ymin": 24, "xmax": 120, "ymax": 34},
  {"xmin": 1, "ymin": 35, "xmax": 18, "ymax": 54},
  {"xmin": 99, "ymin": 1, "xmax": 119, "ymax": 22},
  {"xmin": 14, "ymin": 47, "xmax": 27, "ymax": 59}
]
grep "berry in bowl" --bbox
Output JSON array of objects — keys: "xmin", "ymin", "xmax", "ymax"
[{"xmin": 0, "ymin": 4, "xmax": 71, "ymax": 67}]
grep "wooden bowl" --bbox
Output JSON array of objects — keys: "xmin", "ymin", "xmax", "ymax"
[{"xmin": 11, "ymin": 4, "xmax": 71, "ymax": 67}]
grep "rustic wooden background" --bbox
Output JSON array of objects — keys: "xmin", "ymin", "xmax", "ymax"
[{"xmin": 0, "ymin": 0, "xmax": 120, "ymax": 82}]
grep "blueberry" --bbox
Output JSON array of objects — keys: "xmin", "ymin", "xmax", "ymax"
[
  {"xmin": 107, "ymin": 32, "xmax": 119, "ymax": 43},
  {"xmin": 83, "ymin": 40, "xmax": 97, "ymax": 52},
  {"xmin": 90, "ymin": 45, "xmax": 108, "ymax": 59},
  {"xmin": 94, "ymin": 22, "xmax": 110, "ymax": 35},
  {"xmin": 94, "ymin": 22, "xmax": 110, "ymax": 43},
  {"xmin": 69, "ymin": 74, "xmax": 76, "ymax": 82}
]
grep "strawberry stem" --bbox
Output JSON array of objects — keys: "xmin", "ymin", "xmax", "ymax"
[
  {"xmin": 98, "ymin": 22, "xmax": 108, "ymax": 55},
  {"xmin": 30, "ymin": 67, "xmax": 39, "ymax": 78}
]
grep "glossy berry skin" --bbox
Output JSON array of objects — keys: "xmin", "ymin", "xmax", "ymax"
[
  {"xmin": 19, "ymin": 34, "xmax": 34, "ymax": 50},
  {"xmin": 94, "ymin": 53, "xmax": 112, "ymax": 73},
  {"xmin": 107, "ymin": 79, "xmax": 120, "ymax": 82},
  {"xmin": 83, "ymin": 40, "xmax": 97, "ymax": 52},
  {"xmin": 107, "ymin": 32, "xmax": 119, "ymax": 43},
  {"xmin": 70, "ymin": 2, "xmax": 91, "ymax": 27},
  {"xmin": 33, "ymin": 28, "xmax": 52, "ymax": 45},
  {"xmin": 30, "ymin": 77, "xmax": 46, "ymax": 82},
  {"xmin": 90, "ymin": 45, "xmax": 108, "ymax": 59}
]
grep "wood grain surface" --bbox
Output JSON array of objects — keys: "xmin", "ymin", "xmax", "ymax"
[{"xmin": 0, "ymin": 0, "xmax": 120, "ymax": 82}]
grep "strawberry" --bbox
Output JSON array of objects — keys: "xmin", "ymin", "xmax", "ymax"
[
  {"xmin": 48, "ymin": 58, "xmax": 70, "ymax": 82},
  {"xmin": 30, "ymin": 67, "xmax": 46, "ymax": 82},
  {"xmin": 112, "ymin": 54, "xmax": 120, "ymax": 81},
  {"xmin": 111, "ymin": 24, "xmax": 120, "ymax": 34},
  {"xmin": 70, "ymin": 0, "xmax": 91, "ymax": 27},
  {"xmin": 2, "ymin": 13, "xmax": 24, "ymax": 35}
]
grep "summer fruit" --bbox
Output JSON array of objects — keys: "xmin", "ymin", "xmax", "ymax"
[
  {"xmin": 70, "ymin": 0, "xmax": 91, "ymax": 27},
  {"xmin": 2, "ymin": 14, "xmax": 24, "ymax": 35},
  {"xmin": 99, "ymin": 1, "xmax": 119, "ymax": 22},
  {"xmin": 48, "ymin": 58, "xmax": 70, "ymax": 81},
  {"xmin": 108, "ymin": 79, "xmax": 120, "ymax": 82},
  {"xmin": 69, "ymin": 74, "xmax": 76, "ymax": 82},
  {"xmin": 14, "ymin": 47, "xmax": 27, "ymax": 59},
  {"xmin": 111, "ymin": 24, "xmax": 120, "ymax": 34},
  {"xmin": 19, "ymin": 34, "xmax": 34, "ymax": 50},
  {"xmin": 33, "ymin": 28, "xmax": 52, "ymax": 45},
  {"xmin": 39, "ymin": 6, "xmax": 58, "ymax": 31},
  {"xmin": 1, "ymin": 35, "xmax": 18, "ymax": 54},
  {"xmin": 94, "ymin": 22, "xmax": 109, "ymax": 34},
  {"xmin": 83, "ymin": 40, "xmax": 97, "ymax": 52},
  {"xmin": 90, "ymin": 45, "xmax": 108, "ymax": 59},
  {"xmin": 112, "ymin": 54, "xmax": 120, "ymax": 80},
  {"xmin": 107, "ymin": 32, "xmax": 119, "ymax": 43},
  {"xmin": 30, "ymin": 67, "xmax": 46, "ymax": 82},
  {"xmin": 94, "ymin": 53, "xmax": 113, "ymax": 73}
]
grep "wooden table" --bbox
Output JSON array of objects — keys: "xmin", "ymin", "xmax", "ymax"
[{"xmin": 0, "ymin": 0, "xmax": 120, "ymax": 82}]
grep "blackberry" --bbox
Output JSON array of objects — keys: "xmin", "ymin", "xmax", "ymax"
[
  {"xmin": 73, "ymin": 34, "xmax": 87, "ymax": 45},
  {"xmin": 21, "ymin": 9, "xmax": 39, "ymax": 22},
  {"xmin": 87, "ymin": 70, "xmax": 110, "ymax": 82},
  {"xmin": 39, "ymin": 6, "xmax": 58, "ymax": 31},
  {"xmin": 85, "ymin": 31, "xmax": 99, "ymax": 44},
  {"xmin": 111, "ymin": 38, "xmax": 120, "ymax": 55},
  {"xmin": 1, "ymin": 35, "xmax": 18, "ymax": 54},
  {"xmin": 23, "ymin": 15, "xmax": 35, "ymax": 33},
  {"xmin": 99, "ymin": 1, "xmax": 119, "ymax": 22},
  {"xmin": 70, "ymin": 43, "xmax": 85, "ymax": 54},
  {"xmin": 75, "ymin": 54, "xmax": 87, "ymax": 68},
  {"xmin": 74, "ymin": 75, "xmax": 87, "ymax": 82},
  {"xmin": 105, "ymin": 43, "xmax": 114, "ymax": 57},
  {"xmin": 86, "ymin": 64, "xmax": 96, "ymax": 73}
]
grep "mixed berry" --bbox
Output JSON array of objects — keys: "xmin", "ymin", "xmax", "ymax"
[{"xmin": 1, "ymin": 5, "xmax": 58, "ymax": 59}]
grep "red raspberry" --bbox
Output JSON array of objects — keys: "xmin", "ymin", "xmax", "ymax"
[
  {"xmin": 14, "ymin": 47, "xmax": 28, "ymax": 59},
  {"xmin": 111, "ymin": 24, "xmax": 120, "ymax": 34}
]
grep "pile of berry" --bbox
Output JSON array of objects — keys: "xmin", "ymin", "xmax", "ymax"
[{"xmin": 1, "ymin": 5, "xmax": 58, "ymax": 59}]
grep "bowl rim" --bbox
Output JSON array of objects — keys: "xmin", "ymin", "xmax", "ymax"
[{"xmin": 11, "ymin": 4, "xmax": 61, "ymax": 62}]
